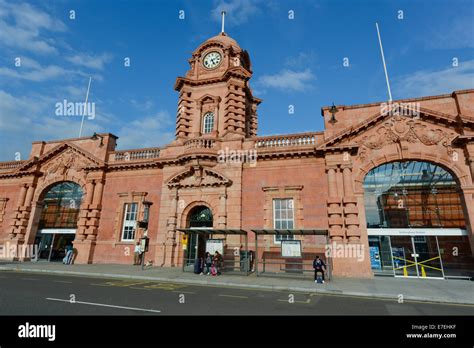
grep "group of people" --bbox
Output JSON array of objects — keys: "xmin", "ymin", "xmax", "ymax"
[{"xmin": 194, "ymin": 251, "xmax": 224, "ymax": 276}]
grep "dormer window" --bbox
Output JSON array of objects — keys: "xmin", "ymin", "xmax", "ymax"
[{"xmin": 202, "ymin": 112, "xmax": 214, "ymax": 134}]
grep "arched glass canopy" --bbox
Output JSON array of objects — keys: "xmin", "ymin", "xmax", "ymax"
[
  {"xmin": 39, "ymin": 181, "xmax": 83, "ymax": 229},
  {"xmin": 363, "ymin": 161, "xmax": 465, "ymax": 229}
]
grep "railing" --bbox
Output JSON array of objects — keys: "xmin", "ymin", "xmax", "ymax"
[
  {"xmin": 184, "ymin": 138, "xmax": 216, "ymax": 150},
  {"xmin": 112, "ymin": 148, "xmax": 160, "ymax": 162},
  {"xmin": 0, "ymin": 160, "xmax": 25, "ymax": 170},
  {"xmin": 255, "ymin": 133, "xmax": 319, "ymax": 148}
]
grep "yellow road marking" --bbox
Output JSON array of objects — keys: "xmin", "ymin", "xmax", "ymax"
[
  {"xmin": 53, "ymin": 280, "xmax": 72, "ymax": 284},
  {"xmin": 172, "ymin": 290, "xmax": 196, "ymax": 294},
  {"xmin": 143, "ymin": 283, "xmax": 186, "ymax": 291},
  {"xmin": 91, "ymin": 280, "xmax": 152, "ymax": 287}
]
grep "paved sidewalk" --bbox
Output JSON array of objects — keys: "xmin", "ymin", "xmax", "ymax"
[{"xmin": 0, "ymin": 261, "xmax": 473, "ymax": 305}]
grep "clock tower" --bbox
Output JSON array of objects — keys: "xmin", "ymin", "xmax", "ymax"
[{"xmin": 174, "ymin": 31, "xmax": 261, "ymax": 141}]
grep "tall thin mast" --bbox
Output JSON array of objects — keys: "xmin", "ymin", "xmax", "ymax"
[
  {"xmin": 375, "ymin": 23, "xmax": 393, "ymax": 102},
  {"xmin": 221, "ymin": 11, "xmax": 226, "ymax": 33},
  {"xmin": 79, "ymin": 76, "xmax": 92, "ymax": 137}
]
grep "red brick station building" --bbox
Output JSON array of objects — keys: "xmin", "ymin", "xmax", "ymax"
[{"xmin": 1, "ymin": 32, "xmax": 473, "ymax": 280}]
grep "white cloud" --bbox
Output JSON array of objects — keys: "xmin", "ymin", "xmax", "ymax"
[
  {"xmin": 0, "ymin": 56, "xmax": 103, "ymax": 83},
  {"xmin": 0, "ymin": 89, "xmax": 107, "ymax": 160},
  {"xmin": 212, "ymin": 0, "xmax": 261, "ymax": 26},
  {"xmin": 285, "ymin": 52, "xmax": 317, "ymax": 69},
  {"xmin": 425, "ymin": 14, "xmax": 474, "ymax": 50},
  {"xmin": 66, "ymin": 53, "xmax": 113, "ymax": 70},
  {"xmin": 394, "ymin": 60, "xmax": 474, "ymax": 97},
  {"xmin": 115, "ymin": 112, "xmax": 175, "ymax": 149},
  {"xmin": 0, "ymin": 0, "xmax": 66, "ymax": 54},
  {"xmin": 256, "ymin": 69, "xmax": 316, "ymax": 92}
]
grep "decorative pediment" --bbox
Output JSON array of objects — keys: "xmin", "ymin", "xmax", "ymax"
[
  {"xmin": 167, "ymin": 165, "xmax": 232, "ymax": 189},
  {"xmin": 354, "ymin": 115, "xmax": 457, "ymax": 161},
  {"xmin": 17, "ymin": 142, "xmax": 103, "ymax": 174},
  {"xmin": 318, "ymin": 105, "xmax": 461, "ymax": 151}
]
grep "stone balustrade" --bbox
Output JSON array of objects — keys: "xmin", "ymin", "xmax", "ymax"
[
  {"xmin": 255, "ymin": 133, "xmax": 319, "ymax": 148},
  {"xmin": 184, "ymin": 138, "xmax": 216, "ymax": 150},
  {"xmin": 0, "ymin": 160, "xmax": 25, "ymax": 171},
  {"xmin": 111, "ymin": 148, "xmax": 160, "ymax": 162}
]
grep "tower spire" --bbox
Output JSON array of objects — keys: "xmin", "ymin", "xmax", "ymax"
[{"xmin": 221, "ymin": 11, "xmax": 226, "ymax": 33}]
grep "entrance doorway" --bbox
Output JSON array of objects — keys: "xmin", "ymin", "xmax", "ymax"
[
  {"xmin": 391, "ymin": 236, "xmax": 443, "ymax": 278},
  {"xmin": 35, "ymin": 232, "xmax": 75, "ymax": 262},
  {"xmin": 33, "ymin": 181, "xmax": 83, "ymax": 262},
  {"xmin": 363, "ymin": 161, "xmax": 473, "ymax": 279},
  {"xmin": 185, "ymin": 206, "xmax": 213, "ymax": 266}
]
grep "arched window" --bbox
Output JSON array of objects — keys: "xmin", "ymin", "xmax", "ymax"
[
  {"xmin": 188, "ymin": 206, "xmax": 213, "ymax": 228},
  {"xmin": 39, "ymin": 181, "xmax": 83, "ymax": 229},
  {"xmin": 202, "ymin": 112, "xmax": 214, "ymax": 134},
  {"xmin": 363, "ymin": 161, "xmax": 464, "ymax": 229}
]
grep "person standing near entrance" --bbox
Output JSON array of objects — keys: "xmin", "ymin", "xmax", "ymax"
[
  {"xmin": 313, "ymin": 256, "xmax": 326, "ymax": 283},
  {"xmin": 63, "ymin": 244, "xmax": 74, "ymax": 265},
  {"xmin": 204, "ymin": 252, "xmax": 212, "ymax": 275},
  {"xmin": 214, "ymin": 251, "xmax": 223, "ymax": 275},
  {"xmin": 134, "ymin": 241, "xmax": 142, "ymax": 265}
]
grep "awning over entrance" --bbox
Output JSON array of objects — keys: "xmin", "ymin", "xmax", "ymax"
[
  {"xmin": 251, "ymin": 229, "xmax": 328, "ymax": 235},
  {"xmin": 176, "ymin": 228, "xmax": 247, "ymax": 235}
]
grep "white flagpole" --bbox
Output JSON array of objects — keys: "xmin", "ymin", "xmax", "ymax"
[
  {"xmin": 376, "ymin": 23, "xmax": 392, "ymax": 102},
  {"xmin": 221, "ymin": 11, "xmax": 226, "ymax": 33},
  {"xmin": 79, "ymin": 76, "xmax": 92, "ymax": 137}
]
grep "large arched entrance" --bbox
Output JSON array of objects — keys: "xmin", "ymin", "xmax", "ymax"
[
  {"xmin": 363, "ymin": 160, "xmax": 473, "ymax": 279},
  {"xmin": 185, "ymin": 206, "xmax": 213, "ymax": 266},
  {"xmin": 34, "ymin": 181, "xmax": 83, "ymax": 262}
]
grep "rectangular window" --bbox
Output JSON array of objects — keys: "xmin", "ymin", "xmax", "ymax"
[
  {"xmin": 273, "ymin": 198, "xmax": 295, "ymax": 243},
  {"xmin": 121, "ymin": 203, "xmax": 138, "ymax": 241}
]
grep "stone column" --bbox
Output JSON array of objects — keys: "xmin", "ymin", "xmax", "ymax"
[
  {"xmin": 85, "ymin": 181, "xmax": 95, "ymax": 205},
  {"xmin": 218, "ymin": 191, "xmax": 227, "ymax": 228},
  {"xmin": 342, "ymin": 165, "xmax": 360, "ymax": 242},
  {"xmin": 327, "ymin": 166, "xmax": 344, "ymax": 241},
  {"xmin": 77, "ymin": 181, "xmax": 95, "ymax": 240},
  {"xmin": 92, "ymin": 180, "xmax": 104, "ymax": 205},
  {"xmin": 18, "ymin": 184, "xmax": 27, "ymax": 207},
  {"xmin": 164, "ymin": 188, "xmax": 179, "ymax": 267},
  {"xmin": 74, "ymin": 179, "xmax": 97, "ymax": 264},
  {"xmin": 24, "ymin": 185, "xmax": 35, "ymax": 206}
]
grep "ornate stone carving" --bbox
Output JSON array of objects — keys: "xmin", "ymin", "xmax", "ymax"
[
  {"xmin": 0, "ymin": 197, "xmax": 8, "ymax": 223},
  {"xmin": 357, "ymin": 116, "xmax": 455, "ymax": 154},
  {"xmin": 167, "ymin": 166, "xmax": 232, "ymax": 189},
  {"xmin": 43, "ymin": 148, "xmax": 91, "ymax": 177}
]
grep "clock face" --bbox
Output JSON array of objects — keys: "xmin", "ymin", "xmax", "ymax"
[{"xmin": 203, "ymin": 51, "xmax": 222, "ymax": 69}]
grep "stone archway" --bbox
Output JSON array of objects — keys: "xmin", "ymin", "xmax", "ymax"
[
  {"xmin": 29, "ymin": 181, "xmax": 84, "ymax": 262},
  {"xmin": 359, "ymin": 159, "xmax": 474, "ymax": 278}
]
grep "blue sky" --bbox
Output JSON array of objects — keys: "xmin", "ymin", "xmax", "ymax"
[{"xmin": 0, "ymin": 0, "xmax": 473, "ymax": 161}]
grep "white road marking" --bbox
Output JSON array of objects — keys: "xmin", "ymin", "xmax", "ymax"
[
  {"xmin": 46, "ymin": 298, "xmax": 161, "ymax": 313},
  {"xmin": 21, "ymin": 278, "xmax": 39, "ymax": 281},
  {"xmin": 218, "ymin": 294, "xmax": 248, "ymax": 299}
]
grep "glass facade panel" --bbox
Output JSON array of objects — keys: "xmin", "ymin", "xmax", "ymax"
[
  {"xmin": 363, "ymin": 161, "xmax": 465, "ymax": 229},
  {"xmin": 38, "ymin": 182, "xmax": 83, "ymax": 229},
  {"xmin": 364, "ymin": 161, "xmax": 473, "ymax": 279}
]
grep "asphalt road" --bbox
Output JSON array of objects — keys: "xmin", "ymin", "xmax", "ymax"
[{"xmin": 0, "ymin": 271, "xmax": 473, "ymax": 315}]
